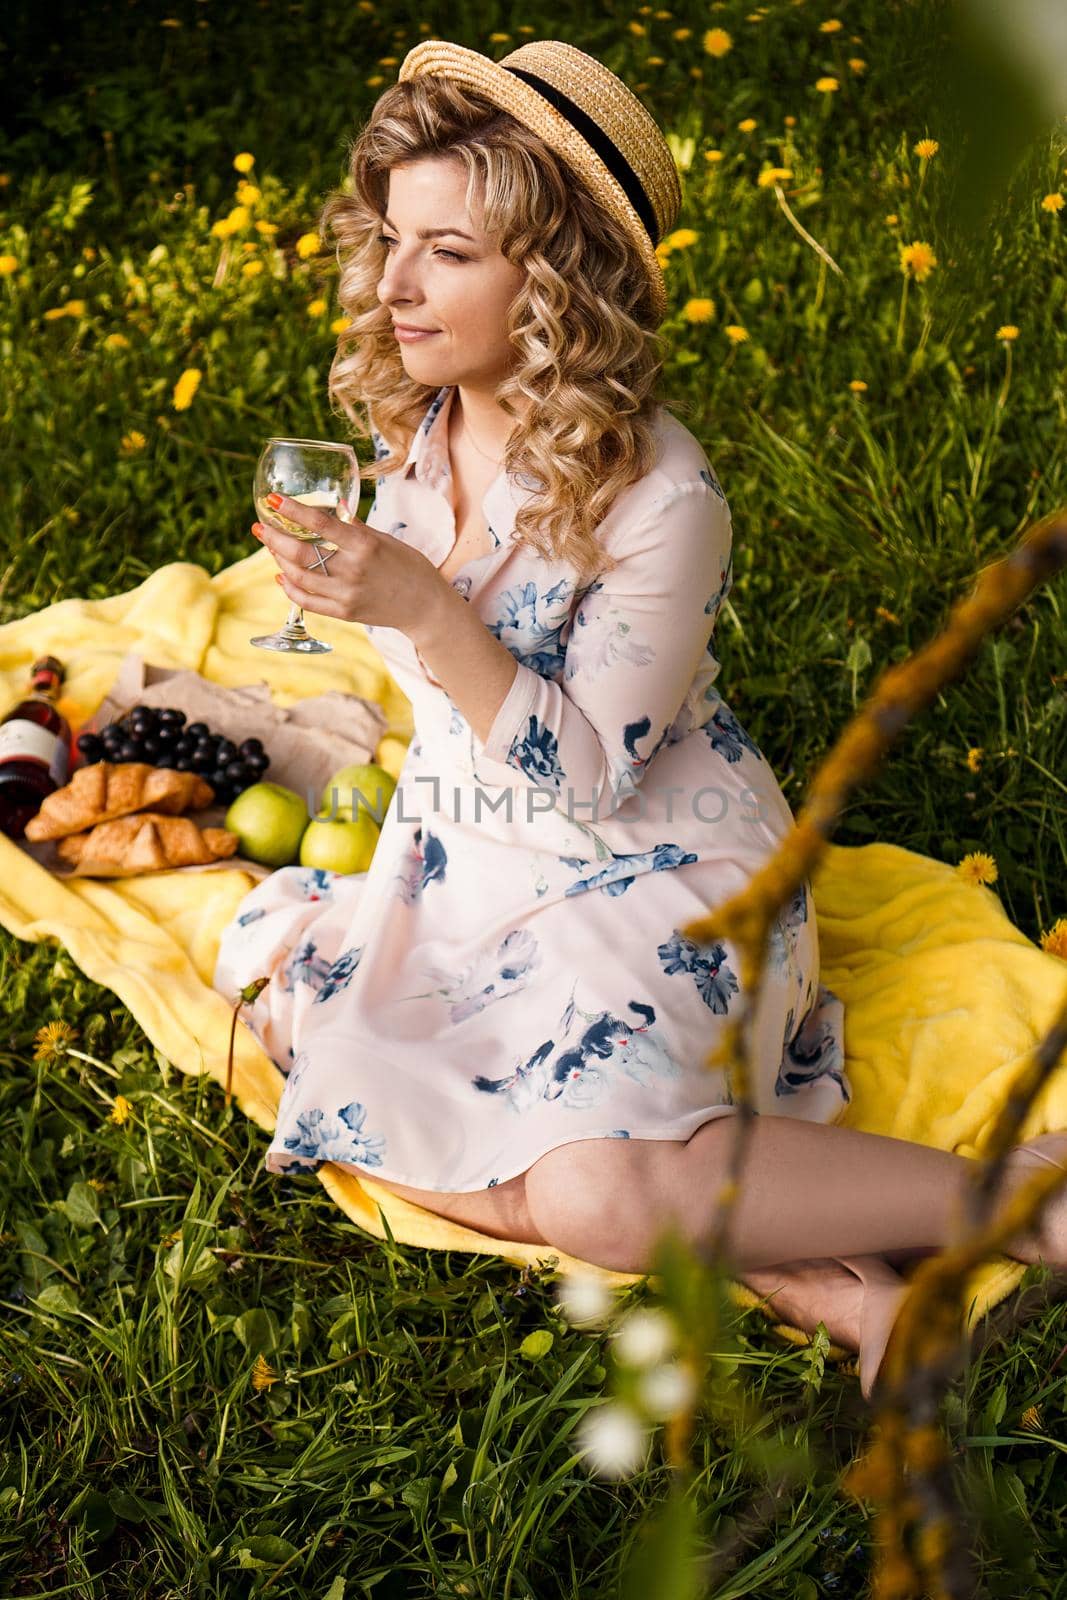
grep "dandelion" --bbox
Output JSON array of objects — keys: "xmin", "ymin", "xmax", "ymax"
[
  {"xmin": 255, "ymin": 220, "xmax": 279, "ymax": 237},
  {"xmin": 725, "ymin": 324, "xmax": 749, "ymax": 343},
  {"xmin": 956, "ymin": 851, "xmax": 997, "ymax": 887},
  {"xmin": 574, "ymin": 1401, "xmax": 648, "ymax": 1479},
  {"xmin": 1019, "ymin": 1404, "xmax": 1043, "ymax": 1432},
  {"xmin": 0, "ymin": 254, "xmax": 18, "ymax": 275},
  {"xmin": 1040, "ymin": 192, "xmax": 1064, "ymax": 213},
  {"xmin": 849, "ymin": 379, "xmax": 869, "ymax": 392},
  {"xmin": 758, "ymin": 166, "xmax": 794, "ymax": 187},
  {"xmin": 109, "ymin": 1093, "xmax": 133, "ymax": 1125},
  {"xmin": 896, "ymin": 240, "xmax": 937, "ymax": 350},
  {"xmin": 662, "ymin": 228, "xmax": 697, "ymax": 251},
  {"xmin": 307, "ymin": 298, "xmax": 327, "ymax": 317},
  {"xmin": 235, "ymin": 180, "xmax": 261, "ymax": 207},
  {"xmin": 556, "ymin": 1269, "xmax": 615, "ymax": 1327},
  {"xmin": 211, "ymin": 217, "xmax": 236, "ymax": 239},
  {"xmin": 995, "ymin": 324, "xmax": 1019, "ymax": 341},
  {"xmin": 914, "ymin": 138, "xmax": 939, "ymax": 160},
  {"xmin": 251, "ymin": 1353, "xmax": 279, "ymax": 1391},
  {"xmin": 1040, "ymin": 916, "xmax": 1067, "ymax": 960},
  {"xmin": 875, "ymin": 606, "xmax": 899, "ymax": 623},
  {"xmin": 965, "ymin": 746, "xmax": 983, "ymax": 773},
  {"xmin": 228, "ymin": 204, "xmax": 251, "ymax": 231},
  {"xmin": 613, "ymin": 1307, "xmax": 677, "ymax": 1367},
  {"xmin": 672, "ymin": 27, "xmax": 693, "ymax": 40},
  {"xmin": 172, "ymin": 367, "xmax": 202, "ymax": 411},
  {"xmin": 295, "ymin": 231, "xmax": 321, "ymax": 258},
  {"xmin": 241, "ymin": 259, "xmax": 264, "ymax": 278},
  {"xmin": 120, "ymin": 430, "xmax": 147, "ymax": 455},
  {"xmin": 330, "ymin": 315, "xmax": 353, "ymax": 333},
  {"xmin": 815, "ymin": 76, "xmax": 840, "ymax": 93},
  {"xmin": 885, "ymin": 213, "xmax": 900, "ymax": 226},
  {"xmin": 819, "ymin": 17, "xmax": 844, "ymax": 31},
  {"xmin": 43, "ymin": 300, "xmax": 84, "ymax": 320},
  {"xmin": 704, "ymin": 27, "xmax": 732, "ymax": 56},
  {"xmin": 233, "ymin": 152, "xmax": 255, "ymax": 173},
  {"xmin": 784, "ymin": 115, "xmax": 797, "ymax": 127},
  {"xmin": 627, "ymin": 20, "xmax": 646, "ymax": 36},
  {"xmin": 635, "ymin": 1360, "xmax": 699, "ymax": 1421},
  {"xmin": 704, "ymin": 149, "xmax": 725, "ymax": 163},
  {"xmin": 86, "ymin": 1177, "xmax": 107, "ymax": 1193},
  {"xmin": 738, "ymin": 117, "xmax": 758, "ymax": 133},
  {"xmin": 33, "ymin": 1020, "xmax": 78, "ymax": 1062},
  {"xmin": 683, "ymin": 297, "xmax": 715, "ymax": 322},
  {"xmin": 849, "ymin": 57, "xmax": 867, "ymax": 72},
  {"xmin": 159, "ymin": 1227, "xmax": 182, "ymax": 1248}
]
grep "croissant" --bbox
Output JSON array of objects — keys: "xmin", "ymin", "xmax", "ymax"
[
  {"xmin": 25, "ymin": 762, "xmax": 215, "ymax": 842},
  {"xmin": 55, "ymin": 813, "xmax": 239, "ymax": 874}
]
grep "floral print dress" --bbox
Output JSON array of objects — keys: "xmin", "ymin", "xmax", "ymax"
[{"xmin": 213, "ymin": 384, "xmax": 848, "ymax": 1191}]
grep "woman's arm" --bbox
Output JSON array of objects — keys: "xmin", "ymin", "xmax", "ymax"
[{"xmin": 409, "ymin": 584, "xmax": 521, "ymax": 746}]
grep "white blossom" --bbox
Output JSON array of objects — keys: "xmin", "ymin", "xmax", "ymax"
[
  {"xmin": 555, "ymin": 1269, "xmax": 615, "ymax": 1328},
  {"xmin": 611, "ymin": 1306, "xmax": 677, "ymax": 1368},
  {"xmin": 575, "ymin": 1402, "xmax": 648, "ymax": 1479},
  {"xmin": 635, "ymin": 1361, "xmax": 699, "ymax": 1421}
]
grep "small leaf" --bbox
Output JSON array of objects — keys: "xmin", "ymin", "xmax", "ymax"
[
  {"xmin": 519, "ymin": 1329, "xmax": 554, "ymax": 1361},
  {"xmin": 233, "ymin": 1535, "xmax": 300, "ymax": 1569},
  {"xmin": 232, "ymin": 1306, "xmax": 282, "ymax": 1356},
  {"xmin": 401, "ymin": 1477, "xmax": 433, "ymax": 1520},
  {"xmin": 54, "ymin": 1180, "xmax": 101, "ymax": 1230},
  {"xmin": 35, "ymin": 1283, "xmax": 81, "ymax": 1317}
]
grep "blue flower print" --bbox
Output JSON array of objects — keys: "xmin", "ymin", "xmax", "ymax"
[
  {"xmin": 561, "ymin": 841, "xmax": 699, "ymax": 898},
  {"xmin": 506, "ymin": 714, "xmax": 566, "ymax": 789},
  {"xmin": 704, "ymin": 551, "xmax": 734, "ymax": 633},
  {"xmin": 472, "ymin": 988, "xmax": 680, "ymax": 1113},
  {"xmin": 658, "ymin": 931, "xmax": 740, "ymax": 1016},
  {"xmin": 236, "ymin": 905, "xmax": 266, "ymax": 928},
  {"xmin": 698, "ymin": 464, "xmax": 728, "ymax": 504},
  {"xmin": 280, "ymin": 1101, "xmax": 388, "ymax": 1168},
  {"xmin": 281, "ymin": 939, "xmax": 363, "ymax": 1003},
  {"xmin": 402, "ymin": 926, "xmax": 542, "ymax": 1022},
  {"xmin": 701, "ymin": 702, "xmax": 765, "ymax": 765},
  {"xmin": 775, "ymin": 986, "xmax": 850, "ymax": 1101},
  {"xmin": 562, "ymin": 582, "xmax": 655, "ymax": 685},
  {"xmin": 393, "ymin": 825, "xmax": 448, "ymax": 906},
  {"xmin": 314, "ymin": 948, "xmax": 362, "ymax": 1004},
  {"xmin": 447, "ymin": 703, "xmax": 465, "ymax": 736},
  {"xmin": 300, "ymin": 867, "xmax": 335, "ymax": 903},
  {"xmin": 487, "ymin": 578, "xmax": 573, "ymax": 679}
]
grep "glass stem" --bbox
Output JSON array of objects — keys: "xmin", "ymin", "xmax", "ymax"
[{"xmin": 285, "ymin": 604, "xmax": 304, "ymax": 628}]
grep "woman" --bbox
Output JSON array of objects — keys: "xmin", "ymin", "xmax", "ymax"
[{"xmin": 216, "ymin": 40, "xmax": 1067, "ymax": 1398}]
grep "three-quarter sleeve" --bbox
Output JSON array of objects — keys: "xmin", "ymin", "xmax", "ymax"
[{"xmin": 470, "ymin": 477, "xmax": 733, "ymax": 819}]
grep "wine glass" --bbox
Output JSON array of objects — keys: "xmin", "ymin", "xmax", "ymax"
[{"xmin": 250, "ymin": 437, "xmax": 359, "ymax": 653}]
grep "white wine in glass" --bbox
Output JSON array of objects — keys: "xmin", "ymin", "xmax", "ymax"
[{"xmin": 250, "ymin": 437, "xmax": 360, "ymax": 653}]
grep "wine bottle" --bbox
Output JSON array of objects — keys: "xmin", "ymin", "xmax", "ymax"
[{"xmin": 0, "ymin": 655, "xmax": 73, "ymax": 840}]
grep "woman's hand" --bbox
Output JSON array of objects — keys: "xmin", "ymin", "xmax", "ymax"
[{"xmin": 252, "ymin": 492, "xmax": 450, "ymax": 638}]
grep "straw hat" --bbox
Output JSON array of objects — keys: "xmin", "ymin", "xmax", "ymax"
[{"xmin": 396, "ymin": 39, "xmax": 683, "ymax": 324}]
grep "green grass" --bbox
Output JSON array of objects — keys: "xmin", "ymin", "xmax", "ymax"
[{"xmin": 2, "ymin": 0, "xmax": 1067, "ymax": 1594}]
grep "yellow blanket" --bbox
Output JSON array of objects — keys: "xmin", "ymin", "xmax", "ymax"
[{"xmin": 2, "ymin": 548, "xmax": 1065, "ymax": 1338}]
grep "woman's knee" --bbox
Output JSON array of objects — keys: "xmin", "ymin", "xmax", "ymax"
[{"xmin": 524, "ymin": 1137, "xmax": 689, "ymax": 1269}]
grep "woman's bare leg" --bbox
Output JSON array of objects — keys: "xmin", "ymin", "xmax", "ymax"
[{"xmin": 523, "ymin": 1115, "xmax": 1060, "ymax": 1275}]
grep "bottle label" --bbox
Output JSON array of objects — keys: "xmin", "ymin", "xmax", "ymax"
[{"xmin": 0, "ymin": 719, "xmax": 62, "ymax": 769}]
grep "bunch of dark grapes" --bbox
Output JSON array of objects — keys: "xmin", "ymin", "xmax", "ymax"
[{"xmin": 75, "ymin": 706, "xmax": 270, "ymax": 807}]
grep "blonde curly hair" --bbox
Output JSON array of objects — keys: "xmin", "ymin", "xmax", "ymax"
[{"xmin": 316, "ymin": 75, "xmax": 693, "ymax": 586}]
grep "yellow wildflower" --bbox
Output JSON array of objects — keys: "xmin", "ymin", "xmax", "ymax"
[
  {"xmin": 682, "ymin": 297, "xmax": 715, "ymax": 323},
  {"xmin": 227, "ymin": 204, "xmax": 251, "ymax": 231},
  {"xmin": 330, "ymin": 315, "xmax": 353, "ymax": 333},
  {"xmin": 172, "ymin": 367, "xmax": 202, "ymax": 411},
  {"xmin": 86, "ymin": 1177, "xmax": 107, "ymax": 1193},
  {"xmin": 233, "ymin": 152, "xmax": 255, "ymax": 174},
  {"xmin": 704, "ymin": 27, "xmax": 733, "ymax": 56},
  {"xmin": 627, "ymin": 20, "xmax": 646, "ymax": 36},
  {"xmin": 995, "ymin": 324, "xmax": 1019, "ymax": 342},
  {"xmin": 296, "ymin": 231, "xmax": 321, "ymax": 259},
  {"xmin": 43, "ymin": 300, "xmax": 82, "ymax": 320},
  {"xmin": 0, "ymin": 254, "xmax": 18, "ymax": 275},
  {"xmin": 914, "ymin": 138, "xmax": 939, "ymax": 160},
  {"xmin": 251, "ymin": 1353, "xmax": 279, "ymax": 1391},
  {"xmin": 255, "ymin": 220, "xmax": 279, "ymax": 237},
  {"xmin": 725, "ymin": 324, "xmax": 749, "ymax": 343},
  {"xmin": 899, "ymin": 240, "xmax": 938, "ymax": 281},
  {"xmin": 235, "ymin": 181, "xmax": 261, "ymax": 207},
  {"xmin": 241, "ymin": 259, "xmax": 264, "ymax": 278},
  {"xmin": 757, "ymin": 166, "xmax": 794, "ymax": 187},
  {"xmin": 849, "ymin": 379, "xmax": 868, "ymax": 392},
  {"xmin": 965, "ymin": 746, "xmax": 983, "ymax": 773},
  {"xmin": 956, "ymin": 851, "xmax": 997, "ymax": 887},
  {"xmin": 738, "ymin": 118, "xmax": 758, "ymax": 133},
  {"xmin": 1019, "ymin": 1404, "xmax": 1043, "ymax": 1432},
  {"xmin": 159, "ymin": 1228, "xmax": 182, "ymax": 1248},
  {"xmin": 210, "ymin": 218, "xmax": 235, "ymax": 240},
  {"xmin": 120, "ymin": 430, "xmax": 147, "ymax": 455},
  {"xmin": 366, "ymin": 75, "xmax": 385, "ymax": 87},
  {"xmin": 704, "ymin": 149, "xmax": 725, "ymax": 163},
  {"xmin": 663, "ymin": 228, "xmax": 699, "ymax": 250},
  {"xmin": 655, "ymin": 243, "xmax": 673, "ymax": 267},
  {"xmin": 1040, "ymin": 917, "xmax": 1067, "ymax": 960},
  {"xmin": 307, "ymin": 298, "xmax": 327, "ymax": 317},
  {"xmin": 33, "ymin": 1020, "xmax": 78, "ymax": 1062},
  {"xmin": 109, "ymin": 1093, "xmax": 133, "ymax": 1125},
  {"xmin": 849, "ymin": 58, "xmax": 867, "ymax": 73},
  {"xmin": 784, "ymin": 115, "xmax": 797, "ymax": 127},
  {"xmin": 104, "ymin": 332, "xmax": 130, "ymax": 350},
  {"xmin": 874, "ymin": 604, "xmax": 898, "ymax": 622},
  {"xmin": 647, "ymin": 57, "xmax": 665, "ymax": 67},
  {"xmin": 815, "ymin": 76, "xmax": 840, "ymax": 93},
  {"xmin": 672, "ymin": 27, "xmax": 693, "ymax": 40},
  {"xmin": 885, "ymin": 213, "xmax": 900, "ymax": 226},
  {"xmin": 819, "ymin": 18, "xmax": 844, "ymax": 31},
  {"xmin": 1041, "ymin": 192, "xmax": 1064, "ymax": 213},
  {"xmin": 487, "ymin": 34, "xmax": 510, "ymax": 45}
]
